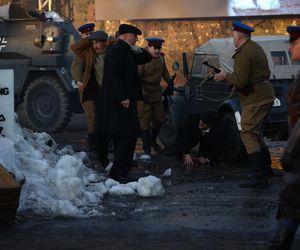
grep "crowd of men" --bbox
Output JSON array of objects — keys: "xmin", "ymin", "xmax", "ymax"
[{"xmin": 70, "ymin": 21, "xmax": 300, "ymax": 249}]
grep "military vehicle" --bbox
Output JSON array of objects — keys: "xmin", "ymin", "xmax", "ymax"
[
  {"xmin": 0, "ymin": 3, "xmax": 81, "ymax": 132},
  {"xmin": 159, "ymin": 36, "xmax": 300, "ymax": 161}
]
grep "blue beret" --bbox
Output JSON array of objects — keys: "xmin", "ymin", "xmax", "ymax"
[
  {"xmin": 287, "ymin": 26, "xmax": 300, "ymax": 42},
  {"xmin": 232, "ymin": 21, "xmax": 254, "ymax": 34},
  {"xmin": 118, "ymin": 24, "xmax": 142, "ymax": 36},
  {"xmin": 88, "ymin": 30, "xmax": 108, "ymax": 41},
  {"xmin": 78, "ymin": 23, "xmax": 95, "ymax": 34}
]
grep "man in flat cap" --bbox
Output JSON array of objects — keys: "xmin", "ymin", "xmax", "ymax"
[
  {"xmin": 96, "ymin": 24, "xmax": 152, "ymax": 183},
  {"xmin": 269, "ymin": 25, "xmax": 300, "ymax": 250},
  {"xmin": 214, "ymin": 21, "xmax": 275, "ymax": 189},
  {"xmin": 137, "ymin": 37, "xmax": 172, "ymax": 160},
  {"xmin": 71, "ymin": 30, "xmax": 111, "ymax": 168}
]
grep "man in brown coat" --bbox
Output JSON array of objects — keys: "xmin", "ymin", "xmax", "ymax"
[
  {"xmin": 214, "ymin": 21, "xmax": 275, "ymax": 188},
  {"xmin": 269, "ymin": 25, "xmax": 300, "ymax": 250},
  {"xmin": 71, "ymin": 30, "xmax": 110, "ymax": 167}
]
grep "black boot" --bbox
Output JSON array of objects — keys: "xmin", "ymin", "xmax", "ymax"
[
  {"xmin": 261, "ymin": 147, "xmax": 274, "ymax": 177},
  {"xmin": 151, "ymin": 129, "xmax": 162, "ymax": 153},
  {"xmin": 269, "ymin": 225, "xmax": 295, "ymax": 250},
  {"xmin": 239, "ymin": 151, "xmax": 268, "ymax": 189},
  {"xmin": 140, "ymin": 130, "xmax": 152, "ymax": 160}
]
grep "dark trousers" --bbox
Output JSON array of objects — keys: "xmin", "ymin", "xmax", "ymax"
[
  {"xmin": 96, "ymin": 133, "xmax": 111, "ymax": 167},
  {"xmin": 109, "ymin": 135, "xmax": 137, "ymax": 177}
]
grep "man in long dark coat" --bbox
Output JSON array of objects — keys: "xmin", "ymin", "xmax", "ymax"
[
  {"xmin": 269, "ymin": 25, "xmax": 300, "ymax": 250},
  {"xmin": 96, "ymin": 24, "xmax": 152, "ymax": 183}
]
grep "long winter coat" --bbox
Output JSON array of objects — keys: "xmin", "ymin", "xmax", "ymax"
[
  {"xmin": 279, "ymin": 72, "xmax": 300, "ymax": 219},
  {"xmin": 96, "ymin": 39, "xmax": 152, "ymax": 137},
  {"xmin": 71, "ymin": 38, "xmax": 103, "ymax": 102}
]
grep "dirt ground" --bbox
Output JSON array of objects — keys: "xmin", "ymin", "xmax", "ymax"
[{"xmin": 0, "ymin": 114, "xmax": 299, "ymax": 250}]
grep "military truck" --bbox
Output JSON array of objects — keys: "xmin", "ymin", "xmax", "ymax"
[
  {"xmin": 0, "ymin": 3, "xmax": 81, "ymax": 132},
  {"xmin": 159, "ymin": 36, "xmax": 300, "ymax": 161}
]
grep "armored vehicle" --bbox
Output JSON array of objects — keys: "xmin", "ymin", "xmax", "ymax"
[
  {"xmin": 0, "ymin": 3, "xmax": 81, "ymax": 132},
  {"xmin": 159, "ymin": 36, "xmax": 300, "ymax": 161}
]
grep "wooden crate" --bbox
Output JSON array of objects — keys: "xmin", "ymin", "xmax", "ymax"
[{"xmin": 0, "ymin": 164, "xmax": 21, "ymax": 225}]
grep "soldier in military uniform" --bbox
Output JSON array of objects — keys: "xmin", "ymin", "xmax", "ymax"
[
  {"xmin": 71, "ymin": 29, "xmax": 110, "ymax": 167},
  {"xmin": 137, "ymin": 38, "xmax": 172, "ymax": 160},
  {"xmin": 214, "ymin": 21, "xmax": 275, "ymax": 188},
  {"xmin": 269, "ymin": 26, "xmax": 300, "ymax": 250}
]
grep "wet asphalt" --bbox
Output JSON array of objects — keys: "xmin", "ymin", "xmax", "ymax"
[{"xmin": 0, "ymin": 114, "xmax": 299, "ymax": 250}]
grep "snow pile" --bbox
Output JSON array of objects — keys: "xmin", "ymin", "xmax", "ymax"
[
  {"xmin": 137, "ymin": 175, "xmax": 165, "ymax": 197},
  {"xmin": 0, "ymin": 120, "xmax": 165, "ymax": 218}
]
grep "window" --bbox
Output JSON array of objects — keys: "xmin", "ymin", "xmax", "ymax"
[
  {"xmin": 192, "ymin": 55, "xmax": 206, "ymax": 75},
  {"xmin": 271, "ymin": 51, "xmax": 288, "ymax": 65},
  {"xmin": 204, "ymin": 55, "xmax": 220, "ymax": 76}
]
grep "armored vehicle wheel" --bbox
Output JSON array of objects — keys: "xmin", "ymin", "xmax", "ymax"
[
  {"xmin": 18, "ymin": 76, "xmax": 72, "ymax": 132},
  {"xmin": 220, "ymin": 113, "xmax": 246, "ymax": 161},
  {"xmin": 159, "ymin": 113, "xmax": 178, "ymax": 147}
]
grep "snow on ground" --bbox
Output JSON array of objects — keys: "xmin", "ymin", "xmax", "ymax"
[{"xmin": 0, "ymin": 119, "xmax": 165, "ymax": 218}]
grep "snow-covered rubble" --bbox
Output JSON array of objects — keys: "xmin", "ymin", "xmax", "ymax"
[{"xmin": 0, "ymin": 119, "xmax": 165, "ymax": 218}]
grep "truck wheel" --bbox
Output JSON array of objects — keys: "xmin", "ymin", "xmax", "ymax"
[
  {"xmin": 220, "ymin": 113, "xmax": 246, "ymax": 161},
  {"xmin": 19, "ymin": 76, "xmax": 72, "ymax": 132},
  {"xmin": 158, "ymin": 113, "xmax": 178, "ymax": 147}
]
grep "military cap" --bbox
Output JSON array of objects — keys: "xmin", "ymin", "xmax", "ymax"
[
  {"xmin": 88, "ymin": 30, "xmax": 108, "ymax": 41},
  {"xmin": 231, "ymin": 21, "xmax": 254, "ymax": 34},
  {"xmin": 78, "ymin": 23, "xmax": 95, "ymax": 34},
  {"xmin": 146, "ymin": 37, "xmax": 165, "ymax": 49},
  {"xmin": 118, "ymin": 24, "xmax": 142, "ymax": 36},
  {"xmin": 287, "ymin": 26, "xmax": 300, "ymax": 42}
]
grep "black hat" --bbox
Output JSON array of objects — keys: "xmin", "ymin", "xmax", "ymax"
[
  {"xmin": 88, "ymin": 30, "xmax": 108, "ymax": 41},
  {"xmin": 232, "ymin": 21, "xmax": 254, "ymax": 34},
  {"xmin": 287, "ymin": 26, "xmax": 300, "ymax": 42},
  {"xmin": 78, "ymin": 23, "xmax": 95, "ymax": 34},
  {"xmin": 146, "ymin": 37, "xmax": 165, "ymax": 49},
  {"xmin": 118, "ymin": 24, "xmax": 142, "ymax": 36}
]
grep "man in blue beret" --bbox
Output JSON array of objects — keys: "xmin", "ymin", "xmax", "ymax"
[
  {"xmin": 71, "ymin": 29, "xmax": 110, "ymax": 168},
  {"xmin": 137, "ymin": 37, "xmax": 172, "ymax": 160},
  {"xmin": 269, "ymin": 25, "xmax": 300, "ymax": 249},
  {"xmin": 214, "ymin": 21, "xmax": 275, "ymax": 188}
]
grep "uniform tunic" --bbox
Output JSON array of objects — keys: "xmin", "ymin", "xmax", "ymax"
[
  {"xmin": 225, "ymin": 39, "xmax": 275, "ymax": 154},
  {"xmin": 138, "ymin": 55, "xmax": 171, "ymax": 130}
]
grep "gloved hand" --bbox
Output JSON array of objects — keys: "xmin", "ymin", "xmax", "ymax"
[{"xmin": 280, "ymin": 151, "xmax": 293, "ymax": 172}]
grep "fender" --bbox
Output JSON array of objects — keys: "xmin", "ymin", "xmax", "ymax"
[{"xmin": 218, "ymin": 98, "xmax": 242, "ymax": 131}]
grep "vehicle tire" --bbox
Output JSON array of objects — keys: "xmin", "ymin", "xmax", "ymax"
[
  {"xmin": 219, "ymin": 113, "xmax": 246, "ymax": 161},
  {"xmin": 158, "ymin": 113, "xmax": 178, "ymax": 147},
  {"xmin": 18, "ymin": 76, "xmax": 72, "ymax": 132}
]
